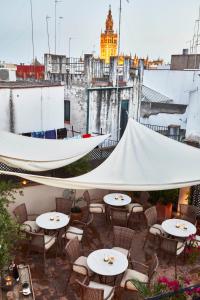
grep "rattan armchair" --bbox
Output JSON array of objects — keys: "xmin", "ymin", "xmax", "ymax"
[
  {"xmin": 83, "ymin": 190, "xmax": 105, "ymax": 214},
  {"xmin": 109, "ymin": 207, "xmax": 129, "ymax": 227},
  {"xmin": 179, "ymin": 204, "xmax": 197, "ymax": 225},
  {"xmin": 111, "ymin": 226, "xmax": 135, "ymax": 257},
  {"xmin": 120, "ymin": 253, "xmax": 158, "ymax": 292},
  {"xmin": 144, "ymin": 206, "xmax": 165, "ymax": 236},
  {"xmin": 159, "ymin": 235, "xmax": 185, "ymax": 278},
  {"xmin": 65, "ymin": 238, "xmax": 93, "ymax": 284},
  {"xmin": 55, "ymin": 197, "xmax": 73, "ymax": 215},
  {"xmin": 13, "ymin": 203, "xmax": 39, "ymax": 233},
  {"xmin": 63, "ymin": 211, "xmax": 94, "ymax": 244},
  {"xmin": 76, "ymin": 277, "xmax": 115, "ymax": 300},
  {"xmin": 27, "ymin": 231, "xmax": 56, "ymax": 266}
]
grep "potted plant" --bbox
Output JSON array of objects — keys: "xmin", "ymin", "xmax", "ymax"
[
  {"xmin": 149, "ymin": 189, "xmax": 179, "ymax": 222},
  {"xmin": 0, "ymin": 180, "xmax": 23, "ymax": 285},
  {"xmin": 63, "ymin": 189, "xmax": 83, "ymax": 222}
]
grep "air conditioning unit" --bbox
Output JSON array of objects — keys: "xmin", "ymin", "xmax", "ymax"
[{"xmin": 0, "ymin": 68, "xmax": 16, "ymax": 81}]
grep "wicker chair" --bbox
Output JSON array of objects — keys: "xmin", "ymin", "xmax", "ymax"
[
  {"xmin": 13, "ymin": 203, "xmax": 39, "ymax": 233},
  {"xmin": 55, "ymin": 197, "xmax": 72, "ymax": 215},
  {"xmin": 111, "ymin": 226, "xmax": 135, "ymax": 257},
  {"xmin": 109, "ymin": 207, "xmax": 129, "ymax": 227},
  {"xmin": 159, "ymin": 235, "xmax": 185, "ymax": 278},
  {"xmin": 27, "ymin": 231, "xmax": 56, "ymax": 266},
  {"xmin": 65, "ymin": 238, "xmax": 93, "ymax": 283},
  {"xmin": 144, "ymin": 206, "xmax": 165, "ymax": 236},
  {"xmin": 63, "ymin": 211, "xmax": 94, "ymax": 243},
  {"xmin": 179, "ymin": 204, "xmax": 197, "ymax": 225},
  {"xmin": 83, "ymin": 190, "xmax": 105, "ymax": 214},
  {"xmin": 120, "ymin": 253, "xmax": 159, "ymax": 292},
  {"xmin": 76, "ymin": 277, "xmax": 115, "ymax": 300},
  {"xmin": 127, "ymin": 203, "xmax": 144, "ymax": 228}
]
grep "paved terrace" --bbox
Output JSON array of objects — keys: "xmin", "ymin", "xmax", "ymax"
[{"xmin": 12, "ymin": 206, "xmax": 200, "ymax": 300}]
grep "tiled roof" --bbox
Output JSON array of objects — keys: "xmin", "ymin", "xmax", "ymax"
[{"xmin": 142, "ymin": 85, "xmax": 173, "ymax": 104}]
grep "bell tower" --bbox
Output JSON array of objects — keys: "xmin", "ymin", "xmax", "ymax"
[{"xmin": 100, "ymin": 6, "xmax": 117, "ymax": 64}]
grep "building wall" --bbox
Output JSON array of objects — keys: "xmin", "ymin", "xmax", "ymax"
[
  {"xmin": 8, "ymin": 185, "xmax": 109, "ymax": 217},
  {"xmin": 186, "ymin": 82, "xmax": 200, "ymax": 141},
  {"xmin": 0, "ymin": 89, "xmax": 10, "ymax": 131},
  {"xmin": 0, "ymin": 85, "xmax": 64, "ymax": 133},
  {"xmin": 64, "ymin": 85, "xmax": 87, "ymax": 133},
  {"xmin": 171, "ymin": 54, "xmax": 200, "ymax": 70},
  {"xmin": 88, "ymin": 87, "xmax": 134, "ymax": 140},
  {"xmin": 143, "ymin": 69, "xmax": 197, "ymax": 105}
]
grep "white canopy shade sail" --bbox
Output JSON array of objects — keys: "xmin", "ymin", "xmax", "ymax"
[
  {"xmin": 1, "ymin": 119, "xmax": 200, "ymax": 190},
  {"xmin": 0, "ymin": 131, "xmax": 109, "ymax": 171}
]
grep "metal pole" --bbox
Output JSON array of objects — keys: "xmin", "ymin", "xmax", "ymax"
[
  {"xmin": 69, "ymin": 37, "xmax": 72, "ymax": 58},
  {"xmin": 30, "ymin": 0, "xmax": 35, "ymax": 78},
  {"xmin": 46, "ymin": 15, "xmax": 51, "ymax": 54},
  {"xmin": 54, "ymin": 0, "xmax": 57, "ymax": 54}
]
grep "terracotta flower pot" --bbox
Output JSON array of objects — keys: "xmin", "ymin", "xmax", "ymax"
[{"xmin": 156, "ymin": 202, "xmax": 172, "ymax": 222}]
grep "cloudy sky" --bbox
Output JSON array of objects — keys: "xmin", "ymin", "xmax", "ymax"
[{"xmin": 0, "ymin": 0, "xmax": 199, "ymax": 64}]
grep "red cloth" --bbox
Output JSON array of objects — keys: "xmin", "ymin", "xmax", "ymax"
[{"xmin": 82, "ymin": 133, "xmax": 91, "ymax": 138}]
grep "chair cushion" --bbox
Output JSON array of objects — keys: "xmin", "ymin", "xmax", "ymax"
[
  {"xmin": 44, "ymin": 235, "xmax": 56, "ymax": 250},
  {"xmin": 120, "ymin": 269, "xmax": 149, "ymax": 290},
  {"xmin": 149, "ymin": 224, "xmax": 165, "ymax": 235},
  {"xmin": 128, "ymin": 203, "xmax": 143, "ymax": 213},
  {"xmin": 89, "ymin": 203, "xmax": 105, "ymax": 213},
  {"xmin": 112, "ymin": 247, "xmax": 129, "ymax": 257},
  {"xmin": 177, "ymin": 241, "xmax": 185, "ymax": 255},
  {"xmin": 22, "ymin": 220, "xmax": 40, "ymax": 233},
  {"xmin": 73, "ymin": 256, "xmax": 93, "ymax": 276},
  {"xmin": 89, "ymin": 281, "xmax": 114, "ymax": 300},
  {"xmin": 65, "ymin": 226, "xmax": 83, "ymax": 241}
]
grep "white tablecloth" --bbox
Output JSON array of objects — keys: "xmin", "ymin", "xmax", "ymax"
[
  {"xmin": 36, "ymin": 212, "xmax": 70, "ymax": 230},
  {"xmin": 162, "ymin": 218, "xmax": 196, "ymax": 238},
  {"xmin": 103, "ymin": 193, "xmax": 131, "ymax": 206},
  {"xmin": 87, "ymin": 249, "xmax": 128, "ymax": 276}
]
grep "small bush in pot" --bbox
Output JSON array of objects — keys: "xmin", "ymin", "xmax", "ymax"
[{"xmin": 149, "ymin": 189, "xmax": 179, "ymax": 221}]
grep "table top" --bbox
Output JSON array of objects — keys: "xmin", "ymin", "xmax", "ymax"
[
  {"xmin": 103, "ymin": 193, "xmax": 131, "ymax": 206},
  {"xmin": 162, "ymin": 218, "xmax": 197, "ymax": 238},
  {"xmin": 36, "ymin": 212, "xmax": 70, "ymax": 230},
  {"xmin": 87, "ymin": 248, "xmax": 128, "ymax": 276}
]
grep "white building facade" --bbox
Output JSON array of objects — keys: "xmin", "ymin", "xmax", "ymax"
[{"xmin": 0, "ymin": 82, "xmax": 65, "ymax": 133}]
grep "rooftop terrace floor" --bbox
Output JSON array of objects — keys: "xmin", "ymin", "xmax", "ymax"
[{"xmin": 14, "ymin": 209, "xmax": 200, "ymax": 300}]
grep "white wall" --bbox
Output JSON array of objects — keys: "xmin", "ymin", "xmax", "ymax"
[
  {"xmin": 0, "ymin": 85, "xmax": 65, "ymax": 133},
  {"xmin": 143, "ymin": 69, "xmax": 199, "ymax": 105},
  {"xmin": 13, "ymin": 86, "xmax": 64, "ymax": 133},
  {"xmin": 140, "ymin": 112, "xmax": 187, "ymax": 129},
  {"xmin": 0, "ymin": 89, "xmax": 10, "ymax": 131},
  {"xmin": 8, "ymin": 184, "xmax": 109, "ymax": 217}
]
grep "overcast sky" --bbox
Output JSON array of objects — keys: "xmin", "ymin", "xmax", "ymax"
[{"xmin": 0, "ymin": 0, "xmax": 200, "ymax": 64}]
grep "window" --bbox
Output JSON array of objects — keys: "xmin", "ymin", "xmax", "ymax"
[{"xmin": 64, "ymin": 100, "xmax": 70, "ymax": 122}]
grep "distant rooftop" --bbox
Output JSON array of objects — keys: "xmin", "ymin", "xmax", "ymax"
[
  {"xmin": 0, "ymin": 81, "xmax": 63, "ymax": 89},
  {"xmin": 142, "ymin": 85, "xmax": 173, "ymax": 103}
]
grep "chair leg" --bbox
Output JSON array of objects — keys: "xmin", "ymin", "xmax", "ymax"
[{"xmin": 175, "ymin": 257, "xmax": 177, "ymax": 279}]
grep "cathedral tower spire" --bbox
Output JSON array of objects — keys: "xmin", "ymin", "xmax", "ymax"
[{"xmin": 100, "ymin": 5, "xmax": 117, "ymax": 64}]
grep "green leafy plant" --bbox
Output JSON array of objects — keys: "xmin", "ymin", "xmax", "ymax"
[
  {"xmin": 0, "ymin": 180, "xmax": 23, "ymax": 277},
  {"xmin": 63, "ymin": 189, "xmax": 82, "ymax": 213},
  {"xmin": 63, "ymin": 156, "xmax": 92, "ymax": 178},
  {"xmin": 149, "ymin": 189, "xmax": 179, "ymax": 206}
]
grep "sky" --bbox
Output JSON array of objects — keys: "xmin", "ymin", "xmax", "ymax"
[{"xmin": 0, "ymin": 0, "xmax": 200, "ymax": 64}]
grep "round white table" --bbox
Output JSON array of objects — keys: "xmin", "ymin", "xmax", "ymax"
[
  {"xmin": 103, "ymin": 193, "xmax": 131, "ymax": 207},
  {"xmin": 87, "ymin": 249, "xmax": 128, "ymax": 276},
  {"xmin": 36, "ymin": 212, "xmax": 70, "ymax": 230},
  {"xmin": 162, "ymin": 218, "xmax": 196, "ymax": 238}
]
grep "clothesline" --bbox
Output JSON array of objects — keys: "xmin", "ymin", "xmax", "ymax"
[{"xmin": 21, "ymin": 127, "xmax": 93, "ymax": 140}]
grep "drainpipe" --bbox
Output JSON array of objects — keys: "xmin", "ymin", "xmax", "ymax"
[
  {"xmin": 86, "ymin": 88, "xmax": 90, "ymax": 133},
  {"xmin": 9, "ymin": 89, "xmax": 15, "ymax": 133}
]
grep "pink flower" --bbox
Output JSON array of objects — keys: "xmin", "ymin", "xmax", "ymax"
[
  {"xmin": 184, "ymin": 277, "xmax": 191, "ymax": 285},
  {"xmin": 158, "ymin": 276, "xmax": 169, "ymax": 285},
  {"xmin": 167, "ymin": 280, "xmax": 180, "ymax": 291}
]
